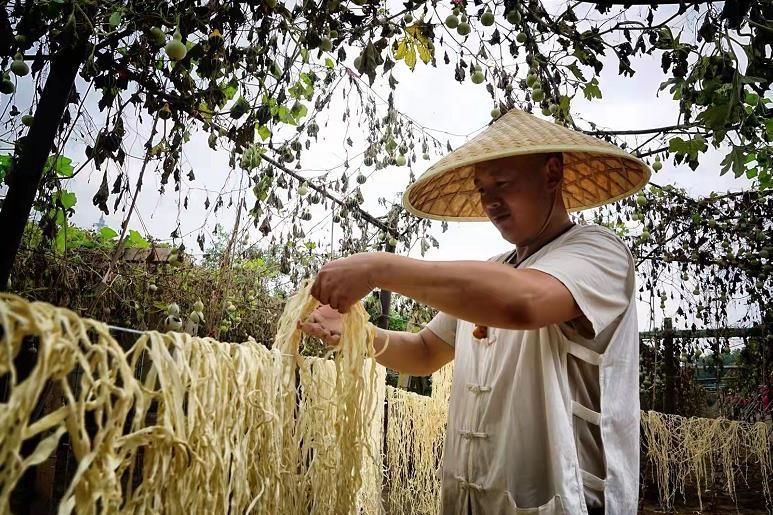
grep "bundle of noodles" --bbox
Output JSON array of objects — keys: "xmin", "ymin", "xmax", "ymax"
[
  {"xmin": 641, "ymin": 410, "xmax": 773, "ymax": 512},
  {"xmin": 431, "ymin": 362, "xmax": 454, "ymax": 404},
  {"xmin": 270, "ymin": 281, "xmax": 381, "ymax": 513},
  {"xmin": 0, "ymin": 294, "xmax": 145, "ymax": 514},
  {"xmin": 385, "ymin": 386, "xmax": 447, "ymax": 515},
  {"xmin": 0, "ymin": 284, "xmax": 385, "ymax": 515},
  {"xmin": 296, "ymin": 357, "xmax": 339, "ymax": 513},
  {"xmin": 0, "ymin": 294, "xmax": 283, "ymax": 514},
  {"xmin": 117, "ymin": 332, "xmax": 278, "ymax": 514},
  {"xmin": 357, "ymin": 358, "xmax": 387, "ymax": 514}
]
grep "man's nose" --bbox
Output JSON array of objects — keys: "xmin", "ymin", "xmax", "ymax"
[{"xmin": 479, "ymin": 190, "xmax": 502, "ymax": 209}]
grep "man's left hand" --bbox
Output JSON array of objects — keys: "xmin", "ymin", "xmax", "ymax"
[{"xmin": 311, "ymin": 252, "xmax": 388, "ymax": 312}]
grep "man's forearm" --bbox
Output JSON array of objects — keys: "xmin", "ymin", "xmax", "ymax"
[
  {"xmin": 372, "ymin": 328, "xmax": 443, "ymax": 376},
  {"xmin": 372, "ymin": 254, "xmax": 537, "ymax": 329}
]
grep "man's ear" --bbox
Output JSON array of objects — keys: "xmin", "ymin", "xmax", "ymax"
[{"xmin": 544, "ymin": 155, "xmax": 563, "ymax": 191}]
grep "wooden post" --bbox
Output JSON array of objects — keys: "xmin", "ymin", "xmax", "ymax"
[
  {"xmin": 375, "ymin": 210, "xmax": 411, "ymax": 390},
  {"xmin": 662, "ymin": 318, "xmax": 675, "ymax": 414},
  {"xmin": 377, "ymin": 222, "xmax": 398, "ymax": 486}
]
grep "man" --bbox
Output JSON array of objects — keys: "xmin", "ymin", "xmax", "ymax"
[{"xmin": 300, "ymin": 109, "xmax": 649, "ymax": 514}]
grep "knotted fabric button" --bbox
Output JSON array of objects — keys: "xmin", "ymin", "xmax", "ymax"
[
  {"xmin": 456, "ymin": 476, "xmax": 485, "ymax": 492},
  {"xmin": 466, "ymin": 383, "xmax": 492, "ymax": 394},
  {"xmin": 459, "ymin": 430, "xmax": 489, "ymax": 440}
]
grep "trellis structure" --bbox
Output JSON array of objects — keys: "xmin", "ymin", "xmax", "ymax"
[{"xmin": 638, "ymin": 318, "xmax": 769, "ymax": 418}]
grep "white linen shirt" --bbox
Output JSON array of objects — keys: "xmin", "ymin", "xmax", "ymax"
[{"xmin": 426, "ymin": 224, "xmax": 640, "ymax": 514}]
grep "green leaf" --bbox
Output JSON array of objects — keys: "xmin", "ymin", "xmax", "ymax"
[
  {"xmin": 99, "ymin": 226, "xmax": 118, "ymax": 241},
  {"xmin": 766, "ymin": 119, "xmax": 773, "ymax": 140},
  {"xmin": 54, "ymin": 223, "xmax": 66, "ymax": 253},
  {"xmin": 566, "ymin": 62, "xmax": 586, "ymax": 82},
  {"xmin": 669, "ymin": 136, "xmax": 708, "ymax": 166},
  {"xmin": 270, "ymin": 61, "xmax": 282, "ymax": 79},
  {"xmin": 254, "ymin": 175, "xmax": 271, "ymax": 201},
  {"xmin": 655, "ymin": 26, "xmax": 674, "ymax": 49},
  {"xmin": 197, "ymin": 102, "xmax": 213, "ymax": 122},
  {"xmin": 720, "ymin": 146, "xmax": 747, "ymax": 178},
  {"xmin": 559, "ymin": 95, "xmax": 571, "ymax": 113},
  {"xmin": 109, "ymin": 10, "xmax": 122, "ymax": 28},
  {"xmin": 56, "ymin": 190, "xmax": 77, "ymax": 210},
  {"xmin": 697, "ymin": 104, "xmax": 732, "ymax": 130},
  {"xmin": 288, "ymin": 82, "xmax": 304, "ymax": 99},
  {"xmin": 221, "ymin": 78, "xmax": 238, "ymax": 102},
  {"xmin": 0, "ymin": 154, "xmax": 12, "ymax": 183},
  {"xmin": 668, "ymin": 137, "xmax": 695, "ymax": 154},
  {"xmin": 658, "ymin": 77, "xmax": 679, "ymax": 92},
  {"xmin": 759, "ymin": 171, "xmax": 772, "ymax": 189},
  {"xmin": 257, "ymin": 125, "xmax": 271, "ymax": 141},
  {"xmin": 573, "ymin": 45, "xmax": 588, "ymax": 63},
  {"xmin": 291, "ymin": 102, "xmax": 308, "ymax": 119},
  {"xmin": 299, "ymin": 72, "xmax": 314, "ymax": 86},
  {"xmin": 303, "ymin": 82, "xmax": 314, "ymax": 100},
  {"xmin": 277, "ymin": 105, "xmax": 296, "ymax": 125},
  {"xmin": 739, "ymin": 75, "xmax": 765, "ymax": 84},
  {"xmin": 581, "ymin": 78, "xmax": 602, "ymax": 100},
  {"xmin": 126, "ymin": 229, "xmax": 150, "ymax": 249},
  {"xmin": 46, "ymin": 155, "xmax": 74, "ymax": 177},
  {"xmin": 325, "ymin": 58, "xmax": 335, "ymax": 69}
]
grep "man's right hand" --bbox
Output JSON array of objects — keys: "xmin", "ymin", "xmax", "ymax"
[
  {"xmin": 298, "ymin": 305, "xmax": 343, "ymax": 346},
  {"xmin": 299, "ymin": 304, "xmax": 455, "ymax": 378}
]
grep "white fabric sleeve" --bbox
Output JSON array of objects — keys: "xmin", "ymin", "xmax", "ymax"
[
  {"xmin": 426, "ymin": 311, "xmax": 457, "ymax": 347},
  {"xmin": 528, "ymin": 227, "xmax": 634, "ymax": 338}
]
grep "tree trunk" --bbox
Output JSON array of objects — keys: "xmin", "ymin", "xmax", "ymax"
[
  {"xmin": 0, "ymin": 38, "xmax": 86, "ymax": 515},
  {"xmin": 0, "ymin": 41, "xmax": 86, "ymax": 290}
]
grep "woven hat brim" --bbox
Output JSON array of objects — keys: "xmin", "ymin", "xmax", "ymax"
[
  {"xmin": 403, "ymin": 146, "xmax": 651, "ymax": 221},
  {"xmin": 402, "ymin": 110, "xmax": 651, "ymax": 221}
]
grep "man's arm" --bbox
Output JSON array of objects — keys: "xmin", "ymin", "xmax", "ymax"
[
  {"xmin": 375, "ymin": 257, "xmax": 582, "ymax": 329},
  {"xmin": 298, "ymin": 304, "xmax": 454, "ymax": 375},
  {"xmin": 312, "ymin": 253, "xmax": 582, "ymax": 330},
  {"xmin": 373, "ymin": 327, "xmax": 454, "ymax": 376}
]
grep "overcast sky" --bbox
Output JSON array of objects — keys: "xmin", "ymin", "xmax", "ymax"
[{"xmin": 2, "ymin": 1, "xmax": 757, "ymax": 332}]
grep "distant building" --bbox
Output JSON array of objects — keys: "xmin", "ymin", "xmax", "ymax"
[{"xmin": 94, "ymin": 215, "xmax": 106, "ymax": 231}]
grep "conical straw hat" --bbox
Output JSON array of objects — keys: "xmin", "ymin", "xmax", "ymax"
[{"xmin": 402, "ymin": 109, "xmax": 651, "ymax": 221}]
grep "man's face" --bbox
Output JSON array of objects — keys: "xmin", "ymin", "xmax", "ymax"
[{"xmin": 473, "ymin": 154, "xmax": 555, "ymax": 245}]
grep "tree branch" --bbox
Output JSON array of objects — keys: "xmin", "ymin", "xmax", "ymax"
[
  {"xmin": 114, "ymin": 62, "xmax": 401, "ymax": 239},
  {"xmin": 260, "ymin": 153, "xmax": 397, "ymax": 237},
  {"xmin": 585, "ymin": 122, "xmax": 698, "ymax": 136},
  {"xmin": 576, "ymin": 0, "xmax": 716, "ymax": 5}
]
